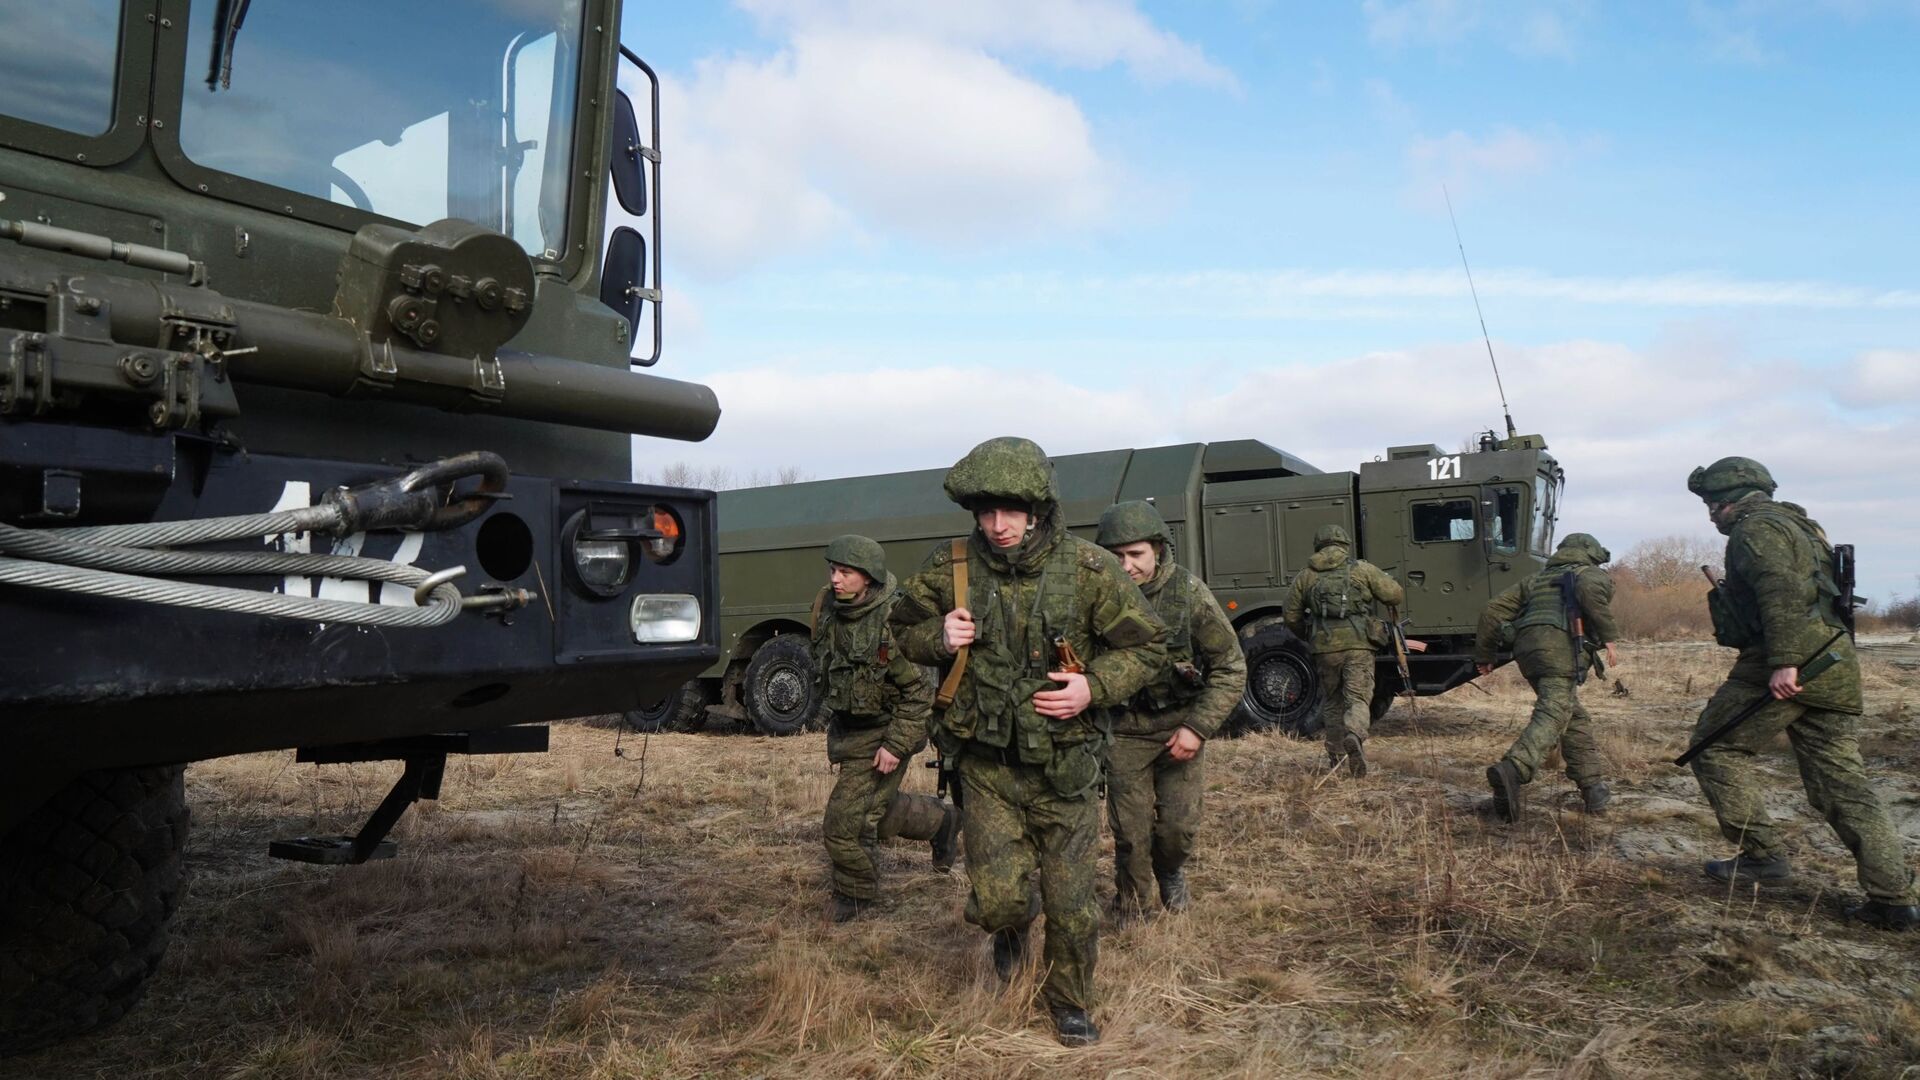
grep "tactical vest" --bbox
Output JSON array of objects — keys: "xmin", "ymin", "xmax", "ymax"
[
  {"xmin": 1136, "ymin": 568, "xmax": 1200, "ymax": 712},
  {"xmin": 1511, "ymin": 568, "xmax": 1575, "ymax": 634},
  {"xmin": 1308, "ymin": 559, "xmax": 1372, "ymax": 640},
  {"xmin": 811, "ymin": 589, "xmax": 891, "ymax": 723},
  {"xmin": 1715, "ymin": 505, "xmax": 1847, "ymax": 648},
  {"xmin": 951, "ymin": 536, "xmax": 1090, "ymax": 764}
]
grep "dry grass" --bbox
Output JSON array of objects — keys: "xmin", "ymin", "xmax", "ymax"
[{"xmin": 15, "ymin": 641, "xmax": 1920, "ymax": 1079}]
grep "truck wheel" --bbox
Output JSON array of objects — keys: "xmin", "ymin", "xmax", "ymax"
[
  {"xmin": 625, "ymin": 679, "xmax": 712, "ymax": 733},
  {"xmin": 1228, "ymin": 624, "xmax": 1321, "ymax": 738},
  {"xmin": 0, "ymin": 766, "xmax": 190, "ymax": 1055},
  {"xmin": 742, "ymin": 635, "xmax": 821, "ymax": 737}
]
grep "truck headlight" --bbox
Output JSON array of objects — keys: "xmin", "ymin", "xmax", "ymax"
[
  {"xmin": 572, "ymin": 538, "xmax": 632, "ymax": 592},
  {"xmin": 631, "ymin": 593, "xmax": 701, "ymax": 643}
]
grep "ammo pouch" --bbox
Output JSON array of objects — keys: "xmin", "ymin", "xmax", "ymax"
[
  {"xmin": 1366, "ymin": 617, "xmax": 1391, "ymax": 649},
  {"xmin": 1495, "ymin": 620, "xmax": 1518, "ymax": 651},
  {"xmin": 1706, "ymin": 586, "xmax": 1755, "ymax": 649},
  {"xmin": 1043, "ymin": 736, "xmax": 1105, "ymax": 799}
]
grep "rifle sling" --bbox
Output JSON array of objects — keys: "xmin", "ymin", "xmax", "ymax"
[{"xmin": 935, "ymin": 537, "xmax": 969, "ymax": 710}]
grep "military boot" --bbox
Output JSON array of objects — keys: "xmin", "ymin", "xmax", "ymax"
[
  {"xmin": 1486, "ymin": 761, "xmax": 1524, "ymax": 824},
  {"xmin": 930, "ymin": 801, "xmax": 960, "ymax": 873},
  {"xmin": 1050, "ymin": 1006, "xmax": 1101, "ymax": 1047},
  {"xmin": 1158, "ymin": 868, "xmax": 1191, "ymax": 913},
  {"xmin": 1342, "ymin": 733, "xmax": 1367, "ymax": 778},
  {"xmin": 991, "ymin": 925, "xmax": 1030, "ymax": 980},
  {"xmin": 1841, "ymin": 899, "xmax": 1919, "ymax": 931},
  {"xmin": 827, "ymin": 893, "xmax": 873, "ymax": 923},
  {"xmin": 1579, "ymin": 782, "xmax": 1612, "ymax": 814},
  {"xmin": 1703, "ymin": 852, "xmax": 1792, "ymax": 886}
]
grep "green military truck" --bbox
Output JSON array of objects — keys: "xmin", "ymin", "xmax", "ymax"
[
  {"xmin": 641, "ymin": 433, "xmax": 1564, "ymax": 738},
  {"xmin": 0, "ymin": 0, "xmax": 719, "ymax": 1050}
]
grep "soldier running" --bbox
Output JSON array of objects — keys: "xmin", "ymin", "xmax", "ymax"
[
  {"xmin": 1473, "ymin": 532, "xmax": 1620, "ymax": 822},
  {"xmin": 813, "ymin": 534, "xmax": 959, "ymax": 923},
  {"xmin": 1683, "ymin": 457, "xmax": 1918, "ymax": 929},
  {"xmin": 1283, "ymin": 524, "xmax": 1404, "ymax": 775},
  {"xmin": 890, "ymin": 437, "xmax": 1167, "ymax": 1046},
  {"xmin": 1096, "ymin": 500, "xmax": 1245, "ymax": 924}
]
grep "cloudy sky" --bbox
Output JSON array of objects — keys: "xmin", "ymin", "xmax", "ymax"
[{"xmin": 619, "ymin": 1, "xmax": 1919, "ymax": 602}]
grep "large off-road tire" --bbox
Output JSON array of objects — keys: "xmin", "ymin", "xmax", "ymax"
[
  {"xmin": 625, "ymin": 679, "xmax": 713, "ymax": 733},
  {"xmin": 1226, "ymin": 624, "xmax": 1322, "ymax": 738},
  {"xmin": 0, "ymin": 766, "xmax": 190, "ymax": 1055},
  {"xmin": 742, "ymin": 635, "xmax": 822, "ymax": 737}
]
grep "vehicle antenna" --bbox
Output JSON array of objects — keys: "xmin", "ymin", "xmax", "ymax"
[{"xmin": 1443, "ymin": 185, "xmax": 1516, "ymax": 441}]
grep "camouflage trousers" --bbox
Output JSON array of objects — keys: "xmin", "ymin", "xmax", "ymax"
[
  {"xmin": 957, "ymin": 752, "xmax": 1099, "ymax": 1012},
  {"xmin": 823, "ymin": 754, "xmax": 947, "ymax": 901},
  {"xmin": 1106, "ymin": 733, "xmax": 1204, "ymax": 914},
  {"xmin": 1316, "ymin": 648, "xmax": 1376, "ymax": 754},
  {"xmin": 1502, "ymin": 672, "xmax": 1604, "ymax": 787},
  {"xmin": 1688, "ymin": 680, "xmax": 1918, "ymax": 903}
]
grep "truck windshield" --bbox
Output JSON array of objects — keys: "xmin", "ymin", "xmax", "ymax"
[
  {"xmin": 179, "ymin": 0, "xmax": 584, "ymax": 259},
  {"xmin": 1531, "ymin": 473, "xmax": 1559, "ymax": 556},
  {"xmin": 0, "ymin": 1, "xmax": 121, "ymax": 136}
]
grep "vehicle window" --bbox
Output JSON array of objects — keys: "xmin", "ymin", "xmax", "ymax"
[
  {"xmin": 0, "ymin": 1, "xmax": 121, "ymax": 137},
  {"xmin": 1411, "ymin": 499, "xmax": 1475, "ymax": 543},
  {"xmin": 178, "ymin": 0, "xmax": 584, "ymax": 258},
  {"xmin": 1492, "ymin": 487, "xmax": 1522, "ymax": 555},
  {"xmin": 1530, "ymin": 474, "xmax": 1556, "ymax": 556}
]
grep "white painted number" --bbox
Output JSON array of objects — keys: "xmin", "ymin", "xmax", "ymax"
[{"xmin": 1426, "ymin": 455, "xmax": 1462, "ymax": 481}]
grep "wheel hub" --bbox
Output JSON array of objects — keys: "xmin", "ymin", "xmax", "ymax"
[
  {"xmin": 765, "ymin": 665, "xmax": 807, "ymax": 716},
  {"xmin": 1251, "ymin": 654, "xmax": 1305, "ymax": 715}
]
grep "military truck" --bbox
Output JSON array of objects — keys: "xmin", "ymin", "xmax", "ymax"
[
  {"xmin": 643, "ymin": 433, "xmax": 1562, "ymax": 738},
  {"xmin": 0, "ymin": 0, "xmax": 719, "ymax": 1050}
]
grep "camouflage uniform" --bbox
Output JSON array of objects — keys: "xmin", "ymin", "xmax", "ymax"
[
  {"xmin": 1684, "ymin": 459, "xmax": 1917, "ymax": 909},
  {"xmin": 1283, "ymin": 524, "xmax": 1404, "ymax": 767},
  {"xmin": 891, "ymin": 438, "xmax": 1167, "ymax": 1030},
  {"xmin": 1473, "ymin": 533, "xmax": 1618, "ymax": 816},
  {"xmin": 1097, "ymin": 501, "xmax": 1246, "ymax": 919}
]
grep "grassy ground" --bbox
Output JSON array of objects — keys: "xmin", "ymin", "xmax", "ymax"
[{"xmin": 15, "ymin": 640, "xmax": 1920, "ymax": 1079}]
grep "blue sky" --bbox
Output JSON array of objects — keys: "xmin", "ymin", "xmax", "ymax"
[{"xmin": 620, "ymin": 1, "xmax": 1919, "ymax": 601}]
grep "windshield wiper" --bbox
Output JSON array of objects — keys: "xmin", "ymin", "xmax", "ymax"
[{"xmin": 206, "ymin": 0, "xmax": 253, "ymax": 90}]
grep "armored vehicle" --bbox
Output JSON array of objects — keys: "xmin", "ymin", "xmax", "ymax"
[
  {"xmin": 0, "ymin": 0, "xmax": 719, "ymax": 1050},
  {"xmin": 646, "ymin": 433, "xmax": 1561, "ymax": 737}
]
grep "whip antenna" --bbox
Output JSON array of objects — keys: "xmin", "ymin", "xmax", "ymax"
[{"xmin": 1443, "ymin": 185, "xmax": 1516, "ymax": 440}]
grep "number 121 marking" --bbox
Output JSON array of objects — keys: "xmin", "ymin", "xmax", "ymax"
[{"xmin": 1426, "ymin": 455, "xmax": 1462, "ymax": 481}]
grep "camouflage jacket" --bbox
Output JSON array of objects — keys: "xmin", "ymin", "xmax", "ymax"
[
  {"xmin": 1473, "ymin": 556, "xmax": 1618, "ymax": 678},
  {"xmin": 1113, "ymin": 561, "xmax": 1246, "ymax": 740},
  {"xmin": 1716, "ymin": 496, "xmax": 1861, "ymax": 713},
  {"xmin": 811, "ymin": 575, "xmax": 931, "ymax": 763},
  {"xmin": 1283, "ymin": 546, "xmax": 1405, "ymax": 654},
  {"xmin": 890, "ymin": 510, "xmax": 1168, "ymax": 763}
]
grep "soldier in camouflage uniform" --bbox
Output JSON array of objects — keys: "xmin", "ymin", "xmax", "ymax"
[
  {"xmin": 1472, "ymin": 533, "xmax": 1621, "ymax": 823},
  {"xmin": 1683, "ymin": 458, "xmax": 1918, "ymax": 929},
  {"xmin": 1283, "ymin": 524, "xmax": 1404, "ymax": 776},
  {"xmin": 891, "ymin": 437, "xmax": 1168, "ymax": 1046},
  {"xmin": 814, "ymin": 535, "xmax": 959, "ymax": 923},
  {"xmin": 1096, "ymin": 501, "xmax": 1246, "ymax": 924}
]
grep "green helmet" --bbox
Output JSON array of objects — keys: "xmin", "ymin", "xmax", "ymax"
[
  {"xmin": 1096, "ymin": 500, "xmax": 1172, "ymax": 549},
  {"xmin": 943, "ymin": 436, "xmax": 1056, "ymax": 511},
  {"xmin": 1313, "ymin": 524, "xmax": 1351, "ymax": 550},
  {"xmin": 1687, "ymin": 456, "xmax": 1776, "ymax": 504},
  {"xmin": 824, "ymin": 534, "xmax": 886, "ymax": 583},
  {"xmin": 1555, "ymin": 532, "xmax": 1611, "ymax": 565}
]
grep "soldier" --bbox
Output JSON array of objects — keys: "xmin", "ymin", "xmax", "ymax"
[
  {"xmin": 1472, "ymin": 533, "xmax": 1621, "ymax": 822},
  {"xmin": 813, "ymin": 534, "xmax": 959, "ymax": 924},
  {"xmin": 1096, "ymin": 501, "xmax": 1246, "ymax": 924},
  {"xmin": 890, "ymin": 437, "xmax": 1168, "ymax": 1046},
  {"xmin": 1683, "ymin": 457, "xmax": 1917, "ymax": 929},
  {"xmin": 1283, "ymin": 524, "xmax": 1405, "ymax": 775}
]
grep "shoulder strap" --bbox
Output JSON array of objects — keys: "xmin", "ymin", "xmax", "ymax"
[
  {"xmin": 809, "ymin": 586, "xmax": 829, "ymax": 634},
  {"xmin": 935, "ymin": 537, "xmax": 970, "ymax": 710}
]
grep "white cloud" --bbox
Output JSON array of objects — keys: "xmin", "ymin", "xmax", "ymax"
[
  {"xmin": 1836, "ymin": 349, "xmax": 1920, "ymax": 408},
  {"xmin": 1405, "ymin": 126, "xmax": 1568, "ymax": 204},
  {"xmin": 1362, "ymin": 0, "xmax": 1591, "ymax": 58},
  {"xmin": 1362, "ymin": 0, "xmax": 1475, "ymax": 49},
  {"xmin": 1363, "ymin": 78, "xmax": 1414, "ymax": 127}
]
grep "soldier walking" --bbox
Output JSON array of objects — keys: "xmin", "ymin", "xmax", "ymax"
[
  {"xmin": 891, "ymin": 438, "xmax": 1167, "ymax": 1046},
  {"xmin": 1473, "ymin": 533, "xmax": 1620, "ymax": 822},
  {"xmin": 1096, "ymin": 500, "xmax": 1245, "ymax": 924},
  {"xmin": 1283, "ymin": 524, "xmax": 1404, "ymax": 775},
  {"xmin": 813, "ymin": 534, "xmax": 959, "ymax": 924},
  {"xmin": 1682, "ymin": 457, "xmax": 1917, "ymax": 929}
]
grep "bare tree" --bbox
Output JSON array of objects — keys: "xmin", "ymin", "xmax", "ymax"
[
  {"xmin": 1618, "ymin": 535, "xmax": 1722, "ymax": 588},
  {"xmin": 639, "ymin": 461, "xmax": 812, "ymax": 491}
]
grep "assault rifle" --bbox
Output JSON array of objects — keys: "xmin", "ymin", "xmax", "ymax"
[
  {"xmin": 1559, "ymin": 570, "xmax": 1588, "ymax": 686},
  {"xmin": 1386, "ymin": 607, "xmax": 1419, "ymax": 712},
  {"xmin": 1673, "ymin": 628, "xmax": 1848, "ymax": 767}
]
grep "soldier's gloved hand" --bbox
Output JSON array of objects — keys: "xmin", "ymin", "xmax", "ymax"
[
  {"xmin": 1166, "ymin": 726, "xmax": 1203, "ymax": 762},
  {"xmin": 1769, "ymin": 666, "xmax": 1803, "ymax": 700},
  {"xmin": 873, "ymin": 747, "xmax": 902, "ymax": 774},
  {"xmin": 943, "ymin": 608, "xmax": 976, "ymax": 653},
  {"xmin": 1033, "ymin": 672, "xmax": 1091, "ymax": 719},
  {"xmin": 1475, "ymin": 663, "xmax": 1494, "ymax": 677}
]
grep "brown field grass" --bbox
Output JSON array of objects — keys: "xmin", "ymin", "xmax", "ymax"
[{"xmin": 13, "ymin": 640, "xmax": 1920, "ymax": 1079}]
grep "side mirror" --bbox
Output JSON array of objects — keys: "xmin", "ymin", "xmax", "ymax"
[{"xmin": 604, "ymin": 46, "xmax": 662, "ymax": 365}]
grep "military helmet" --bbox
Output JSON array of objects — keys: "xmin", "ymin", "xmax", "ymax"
[
  {"xmin": 1313, "ymin": 524, "xmax": 1351, "ymax": 550},
  {"xmin": 824, "ymin": 534, "xmax": 886, "ymax": 583},
  {"xmin": 1096, "ymin": 500, "xmax": 1172, "ymax": 549},
  {"xmin": 1556, "ymin": 532, "xmax": 1611, "ymax": 565},
  {"xmin": 943, "ymin": 436, "xmax": 1056, "ymax": 511},
  {"xmin": 1687, "ymin": 456, "xmax": 1776, "ymax": 503}
]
